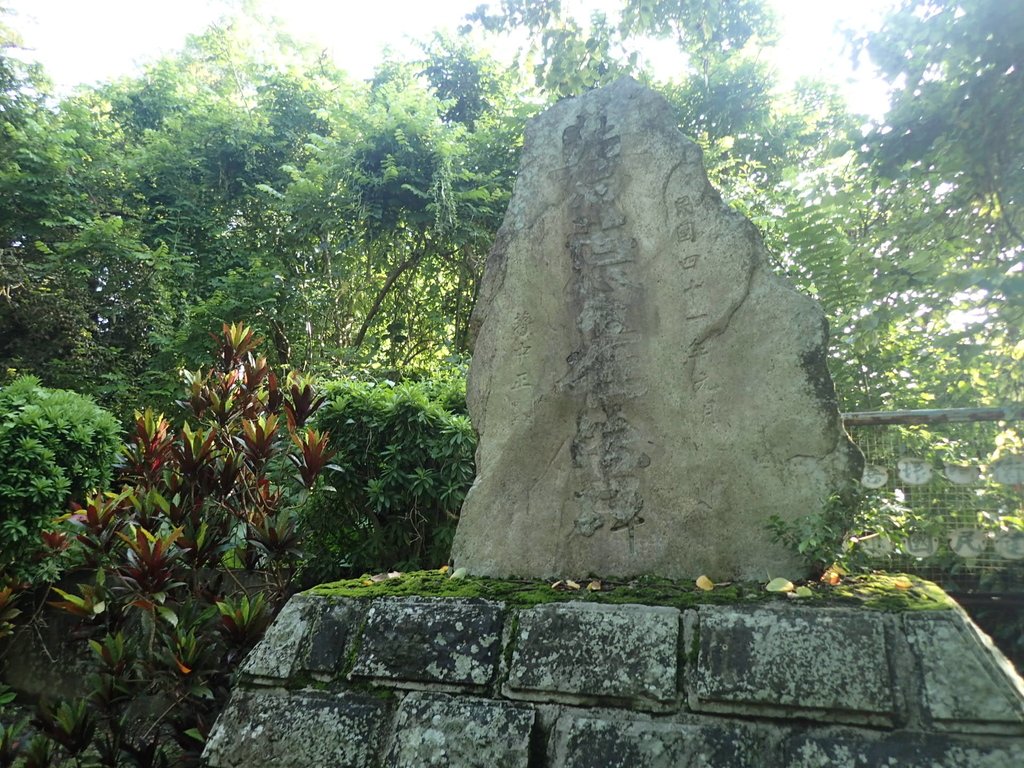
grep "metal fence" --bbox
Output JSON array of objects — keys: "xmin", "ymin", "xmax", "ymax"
[{"xmin": 843, "ymin": 406, "xmax": 1024, "ymax": 590}]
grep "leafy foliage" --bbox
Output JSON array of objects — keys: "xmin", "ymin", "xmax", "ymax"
[
  {"xmin": 805, "ymin": 0, "xmax": 1024, "ymax": 410},
  {"xmin": 0, "ymin": 324, "xmax": 330, "ymax": 766},
  {"xmin": 300, "ymin": 376, "xmax": 474, "ymax": 581},
  {"xmin": 0, "ymin": 377, "xmax": 120, "ymax": 582}
]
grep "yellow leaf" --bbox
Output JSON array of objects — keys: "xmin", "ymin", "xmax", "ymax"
[
  {"xmin": 361, "ymin": 580, "xmax": 373, "ymax": 587},
  {"xmin": 892, "ymin": 576, "xmax": 913, "ymax": 590},
  {"xmin": 821, "ymin": 569, "xmax": 841, "ymax": 586},
  {"xmin": 695, "ymin": 575, "xmax": 715, "ymax": 591},
  {"xmin": 438, "ymin": 565, "xmax": 450, "ymax": 573},
  {"xmin": 566, "ymin": 580, "xmax": 581, "ymax": 590},
  {"xmin": 587, "ymin": 580, "xmax": 602, "ymax": 592},
  {"xmin": 550, "ymin": 580, "xmax": 565, "ymax": 590},
  {"xmin": 765, "ymin": 577, "xmax": 795, "ymax": 593}
]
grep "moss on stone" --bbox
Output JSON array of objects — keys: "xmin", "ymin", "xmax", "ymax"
[
  {"xmin": 307, "ymin": 569, "xmax": 955, "ymax": 612},
  {"xmin": 339, "ymin": 610, "xmax": 369, "ymax": 678},
  {"xmin": 829, "ymin": 572, "xmax": 957, "ymax": 611}
]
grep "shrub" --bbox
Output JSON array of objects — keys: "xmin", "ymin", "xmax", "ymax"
[
  {"xmin": 300, "ymin": 377, "xmax": 474, "ymax": 581},
  {"xmin": 2, "ymin": 324, "xmax": 332, "ymax": 767},
  {"xmin": 0, "ymin": 376, "xmax": 120, "ymax": 581}
]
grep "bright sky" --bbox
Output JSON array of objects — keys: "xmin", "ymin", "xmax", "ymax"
[{"xmin": 4, "ymin": 0, "xmax": 895, "ymax": 117}]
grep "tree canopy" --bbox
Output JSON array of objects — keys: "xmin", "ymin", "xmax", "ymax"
[{"xmin": 0, "ymin": 0, "xmax": 1019, "ymax": 414}]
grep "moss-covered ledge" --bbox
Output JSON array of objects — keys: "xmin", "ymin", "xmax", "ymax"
[{"xmin": 308, "ymin": 569, "xmax": 957, "ymax": 612}]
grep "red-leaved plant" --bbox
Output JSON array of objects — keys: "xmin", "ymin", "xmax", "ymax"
[{"xmin": 18, "ymin": 323, "xmax": 336, "ymax": 767}]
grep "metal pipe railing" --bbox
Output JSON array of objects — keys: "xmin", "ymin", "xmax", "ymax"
[{"xmin": 842, "ymin": 406, "xmax": 1024, "ymax": 427}]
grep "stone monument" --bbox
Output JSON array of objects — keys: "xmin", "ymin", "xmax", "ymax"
[
  {"xmin": 202, "ymin": 79, "xmax": 1023, "ymax": 768},
  {"xmin": 451, "ymin": 77, "xmax": 861, "ymax": 580}
]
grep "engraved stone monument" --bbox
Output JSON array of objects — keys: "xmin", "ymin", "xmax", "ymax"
[{"xmin": 451, "ymin": 78, "xmax": 861, "ymax": 580}]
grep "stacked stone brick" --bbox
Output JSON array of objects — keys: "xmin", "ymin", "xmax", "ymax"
[{"xmin": 205, "ymin": 593, "xmax": 1024, "ymax": 767}]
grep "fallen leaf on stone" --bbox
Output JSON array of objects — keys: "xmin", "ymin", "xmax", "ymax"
[
  {"xmin": 450, "ymin": 567, "xmax": 468, "ymax": 580},
  {"xmin": 566, "ymin": 580, "xmax": 582, "ymax": 590},
  {"xmin": 765, "ymin": 577, "xmax": 795, "ymax": 593},
  {"xmin": 892, "ymin": 576, "xmax": 913, "ymax": 590},
  {"xmin": 794, "ymin": 586, "xmax": 813, "ymax": 598},
  {"xmin": 820, "ymin": 569, "xmax": 841, "ymax": 586},
  {"xmin": 369, "ymin": 573, "xmax": 389, "ymax": 583},
  {"xmin": 550, "ymin": 580, "xmax": 565, "ymax": 590},
  {"xmin": 387, "ymin": 571, "xmax": 402, "ymax": 580},
  {"xmin": 438, "ymin": 565, "xmax": 450, "ymax": 574},
  {"xmin": 695, "ymin": 575, "xmax": 715, "ymax": 591},
  {"xmin": 587, "ymin": 580, "xmax": 602, "ymax": 592}
]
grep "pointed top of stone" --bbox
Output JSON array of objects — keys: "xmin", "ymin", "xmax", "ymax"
[{"xmin": 452, "ymin": 78, "xmax": 861, "ymax": 580}]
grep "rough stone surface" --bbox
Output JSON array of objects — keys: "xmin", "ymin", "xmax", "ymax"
[
  {"xmin": 351, "ymin": 597, "xmax": 504, "ymax": 689},
  {"xmin": 505, "ymin": 602, "xmax": 679, "ymax": 709},
  {"xmin": 786, "ymin": 729, "xmax": 1024, "ymax": 767},
  {"xmin": 204, "ymin": 593, "xmax": 1024, "ymax": 767},
  {"xmin": 0, "ymin": 601, "xmax": 94, "ymax": 702},
  {"xmin": 300, "ymin": 597, "xmax": 365, "ymax": 677},
  {"xmin": 451, "ymin": 76, "xmax": 860, "ymax": 581},
  {"xmin": 203, "ymin": 688, "xmax": 387, "ymax": 768},
  {"xmin": 691, "ymin": 605, "xmax": 895, "ymax": 725},
  {"xmin": 905, "ymin": 611, "xmax": 1024, "ymax": 734},
  {"xmin": 549, "ymin": 714, "xmax": 770, "ymax": 768},
  {"xmin": 385, "ymin": 692, "xmax": 535, "ymax": 768},
  {"xmin": 239, "ymin": 594, "xmax": 316, "ymax": 681}
]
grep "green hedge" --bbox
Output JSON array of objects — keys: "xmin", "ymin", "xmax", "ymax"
[
  {"xmin": 299, "ymin": 377, "xmax": 474, "ymax": 582},
  {"xmin": 0, "ymin": 377, "xmax": 120, "ymax": 579}
]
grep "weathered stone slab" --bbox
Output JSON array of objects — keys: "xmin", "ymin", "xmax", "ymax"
[
  {"xmin": 207, "ymin": 594, "xmax": 1024, "ymax": 768},
  {"xmin": 300, "ymin": 597, "xmax": 365, "ymax": 678},
  {"xmin": 203, "ymin": 689, "xmax": 387, "ymax": 768},
  {"xmin": 451, "ymin": 76, "xmax": 860, "ymax": 581},
  {"xmin": 549, "ymin": 714, "xmax": 770, "ymax": 768},
  {"xmin": 904, "ymin": 611, "xmax": 1024, "ymax": 734},
  {"xmin": 505, "ymin": 602, "xmax": 679, "ymax": 709},
  {"xmin": 239, "ymin": 594, "xmax": 316, "ymax": 681},
  {"xmin": 786, "ymin": 729, "xmax": 1024, "ymax": 768},
  {"xmin": 385, "ymin": 692, "xmax": 534, "ymax": 768},
  {"xmin": 691, "ymin": 605, "xmax": 895, "ymax": 726},
  {"xmin": 351, "ymin": 597, "xmax": 504, "ymax": 689}
]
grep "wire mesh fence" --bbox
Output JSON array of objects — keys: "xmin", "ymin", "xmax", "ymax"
[{"xmin": 844, "ymin": 407, "xmax": 1024, "ymax": 590}]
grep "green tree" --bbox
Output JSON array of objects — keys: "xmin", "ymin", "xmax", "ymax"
[
  {"xmin": 243, "ymin": 46, "xmax": 522, "ymax": 372},
  {"xmin": 780, "ymin": 0, "xmax": 1024, "ymax": 410},
  {"xmin": 0, "ymin": 21, "xmax": 185, "ymax": 408},
  {"xmin": 862, "ymin": 0, "xmax": 1023, "ymax": 405}
]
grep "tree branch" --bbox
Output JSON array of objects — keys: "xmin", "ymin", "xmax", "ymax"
[{"xmin": 350, "ymin": 239, "xmax": 427, "ymax": 349}]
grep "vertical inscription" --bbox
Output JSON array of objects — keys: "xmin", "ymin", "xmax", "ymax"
[
  {"xmin": 510, "ymin": 311, "xmax": 533, "ymax": 393},
  {"xmin": 674, "ymin": 197, "xmax": 696, "ymax": 243},
  {"xmin": 560, "ymin": 111, "xmax": 646, "ymax": 549},
  {"xmin": 686, "ymin": 341, "xmax": 720, "ymax": 422}
]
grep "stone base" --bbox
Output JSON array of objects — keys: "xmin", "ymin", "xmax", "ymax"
[{"xmin": 204, "ymin": 591, "xmax": 1024, "ymax": 767}]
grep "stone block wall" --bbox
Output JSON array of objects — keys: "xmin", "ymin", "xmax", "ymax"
[{"xmin": 204, "ymin": 594, "xmax": 1024, "ymax": 767}]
